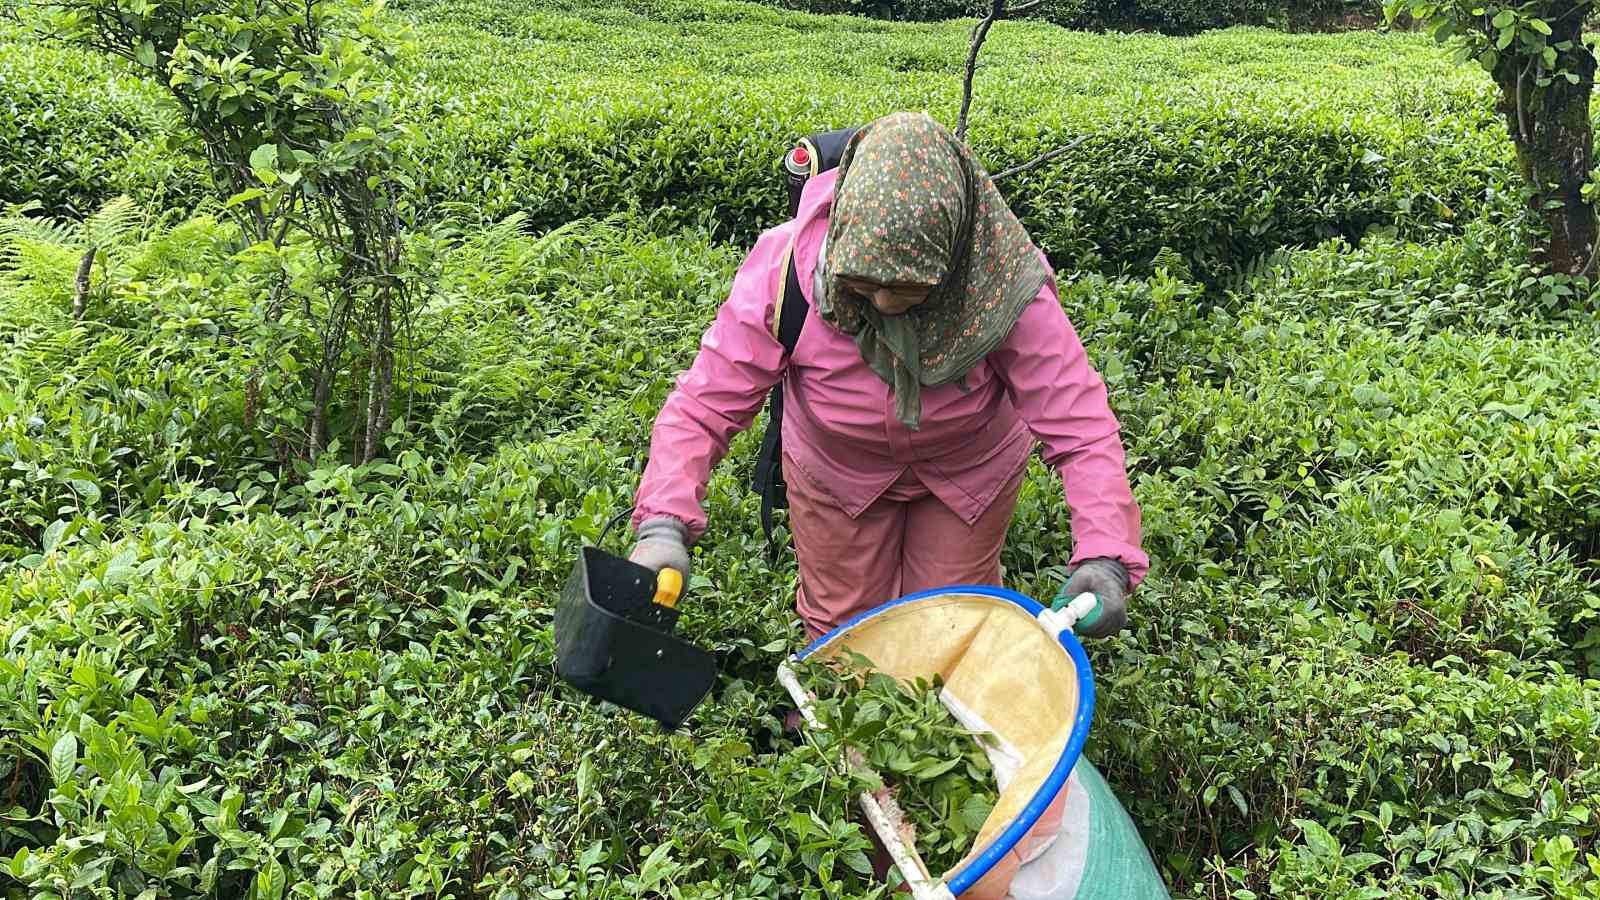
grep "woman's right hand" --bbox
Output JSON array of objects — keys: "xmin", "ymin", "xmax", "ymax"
[{"xmin": 629, "ymin": 517, "xmax": 692, "ymax": 584}]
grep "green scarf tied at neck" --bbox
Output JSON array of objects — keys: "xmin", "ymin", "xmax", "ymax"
[{"xmin": 819, "ymin": 111, "xmax": 1050, "ymax": 430}]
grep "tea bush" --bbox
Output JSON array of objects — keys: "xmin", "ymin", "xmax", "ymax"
[
  {"xmin": 5, "ymin": 198, "xmax": 1599, "ymax": 896},
  {"xmin": 0, "ymin": 0, "xmax": 1512, "ymax": 280},
  {"xmin": 0, "ymin": 213, "xmax": 268, "ymax": 556},
  {"xmin": 1086, "ymin": 0, "xmax": 1383, "ymax": 33},
  {"xmin": 4, "ymin": 0, "xmax": 1600, "ymax": 897},
  {"xmin": 0, "ymin": 442, "xmax": 885, "ymax": 897},
  {"xmin": 0, "ymin": 207, "xmax": 738, "ymax": 559},
  {"xmin": 0, "ymin": 27, "xmax": 206, "ymax": 219},
  {"xmin": 1093, "ymin": 586, "xmax": 1599, "ymax": 896},
  {"xmin": 757, "ymin": 0, "xmax": 1383, "ymax": 32},
  {"xmin": 389, "ymin": 0, "xmax": 1514, "ymax": 280}
]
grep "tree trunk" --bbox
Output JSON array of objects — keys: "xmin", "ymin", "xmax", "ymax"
[
  {"xmin": 362, "ymin": 296, "xmax": 394, "ymax": 464},
  {"xmin": 243, "ymin": 377, "xmax": 258, "ymax": 429},
  {"xmin": 362, "ymin": 336, "xmax": 381, "ymax": 464},
  {"xmin": 1496, "ymin": 7, "xmax": 1598, "ymax": 276},
  {"xmin": 351, "ymin": 356, "xmax": 366, "ymax": 466},
  {"xmin": 309, "ymin": 369, "xmax": 333, "ymax": 459},
  {"xmin": 310, "ymin": 287, "xmax": 356, "ymax": 461}
]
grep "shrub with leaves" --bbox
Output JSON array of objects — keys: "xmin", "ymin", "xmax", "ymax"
[
  {"xmin": 0, "ymin": 29, "xmax": 206, "ymax": 218},
  {"xmin": 3, "ymin": 187, "xmax": 1598, "ymax": 900},
  {"xmin": 1, "ymin": 0, "xmax": 1512, "ymax": 283},
  {"xmin": 1388, "ymin": 0, "xmax": 1599, "ymax": 277},
  {"xmin": 38, "ymin": 0, "xmax": 432, "ymax": 463},
  {"xmin": 756, "ymin": 0, "xmax": 1383, "ymax": 32}
]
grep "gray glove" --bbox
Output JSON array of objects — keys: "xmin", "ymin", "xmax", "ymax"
[
  {"xmin": 1053, "ymin": 557, "xmax": 1129, "ymax": 639},
  {"xmin": 628, "ymin": 517, "xmax": 691, "ymax": 585}
]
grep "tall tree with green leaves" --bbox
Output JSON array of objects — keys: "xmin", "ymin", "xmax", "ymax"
[{"xmin": 1388, "ymin": 2, "xmax": 1598, "ymax": 275}]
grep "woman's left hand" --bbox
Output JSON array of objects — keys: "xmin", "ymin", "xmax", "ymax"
[{"xmin": 1054, "ymin": 557, "xmax": 1130, "ymax": 638}]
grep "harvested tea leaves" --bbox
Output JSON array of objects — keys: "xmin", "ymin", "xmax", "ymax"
[{"xmin": 796, "ymin": 653, "xmax": 998, "ymax": 878}]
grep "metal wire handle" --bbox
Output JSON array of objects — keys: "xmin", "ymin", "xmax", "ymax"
[{"xmin": 596, "ymin": 507, "xmax": 634, "ymax": 550}]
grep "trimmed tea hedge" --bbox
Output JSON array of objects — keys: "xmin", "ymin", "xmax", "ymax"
[
  {"xmin": 4, "ymin": 204, "xmax": 1598, "ymax": 897},
  {"xmin": 3, "ymin": 0, "xmax": 1597, "ymax": 896},
  {"xmin": 397, "ymin": 0, "xmax": 1511, "ymax": 279},
  {"xmin": 1, "ymin": 1, "xmax": 1512, "ymax": 280},
  {"xmin": 0, "ymin": 31, "xmax": 206, "ymax": 218},
  {"xmin": 757, "ymin": 0, "xmax": 1384, "ymax": 33}
]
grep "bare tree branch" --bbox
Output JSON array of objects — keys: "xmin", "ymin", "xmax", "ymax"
[
  {"xmin": 957, "ymin": 0, "xmax": 1006, "ymax": 142},
  {"xmin": 1516, "ymin": 62, "xmax": 1530, "ymax": 146},
  {"xmin": 992, "ymin": 135, "xmax": 1090, "ymax": 181},
  {"xmin": 1579, "ymin": 235, "xmax": 1600, "ymax": 277},
  {"xmin": 1006, "ymin": 0, "xmax": 1044, "ymax": 13}
]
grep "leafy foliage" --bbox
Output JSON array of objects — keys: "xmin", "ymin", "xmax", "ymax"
[
  {"xmin": 39, "ymin": 0, "xmax": 433, "ymax": 462},
  {"xmin": 0, "ymin": 30, "xmax": 207, "ymax": 218},
  {"xmin": 4, "ymin": 200, "xmax": 1597, "ymax": 895},
  {"xmin": 797, "ymin": 652, "xmax": 999, "ymax": 879},
  {"xmin": 1387, "ymin": 0, "xmax": 1599, "ymax": 274},
  {"xmin": 1, "ymin": 0, "xmax": 1599, "ymax": 898},
  {"xmin": 756, "ymin": 0, "xmax": 1384, "ymax": 32},
  {"xmin": 1, "ymin": 0, "xmax": 1513, "ymax": 282}
]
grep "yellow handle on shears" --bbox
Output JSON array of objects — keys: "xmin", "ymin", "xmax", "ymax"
[{"xmin": 652, "ymin": 568, "xmax": 683, "ymax": 609}]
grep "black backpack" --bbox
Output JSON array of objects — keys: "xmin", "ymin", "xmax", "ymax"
[{"xmin": 752, "ymin": 126, "xmax": 859, "ymax": 556}]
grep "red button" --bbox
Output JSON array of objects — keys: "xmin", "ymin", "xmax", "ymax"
[{"xmin": 792, "ymin": 146, "xmax": 810, "ymax": 166}]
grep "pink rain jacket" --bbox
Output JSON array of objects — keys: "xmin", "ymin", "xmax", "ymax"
[{"xmin": 633, "ymin": 169, "xmax": 1149, "ymax": 586}]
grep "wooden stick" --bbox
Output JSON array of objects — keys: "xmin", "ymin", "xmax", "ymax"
[
  {"xmin": 73, "ymin": 247, "xmax": 94, "ymax": 319},
  {"xmin": 957, "ymin": 0, "xmax": 1006, "ymax": 142},
  {"xmin": 992, "ymin": 135, "xmax": 1090, "ymax": 182}
]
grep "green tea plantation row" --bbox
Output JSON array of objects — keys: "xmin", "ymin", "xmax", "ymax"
[
  {"xmin": 3, "ymin": 0, "xmax": 1598, "ymax": 896},
  {"xmin": 754, "ymin": 0, "xmax": 1384, "ymax": 33},
  {"xmin": 4, "ymin": 0, "xmax": 1512, "ymax": 280},
  {"xmin": 3, "ymin": 199, "xmax": 1597, "ymax": 895}
]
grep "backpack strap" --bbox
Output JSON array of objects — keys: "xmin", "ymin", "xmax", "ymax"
[
  {"xmin": 772, "ymin": 238, "xmax": 809, "ymax": 355},
  {"xmin": 753, "ymin": 236, "xmax": 810, "ymax": 557}
]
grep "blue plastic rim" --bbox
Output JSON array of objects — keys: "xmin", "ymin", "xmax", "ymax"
[{"xmin": 794, "ymin": 585, "xmax": 1097, "ymax": 895}]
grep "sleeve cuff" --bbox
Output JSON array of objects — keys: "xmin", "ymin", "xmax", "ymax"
[
  {"xmin": 629, "ymin": 508, "xmax": 703, "ymax": 545},
  {"xmin": 1070, "ymin": 541, "xmax": 1150, "ymax": 588}
]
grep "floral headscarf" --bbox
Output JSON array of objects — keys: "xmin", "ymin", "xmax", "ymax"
[{"xmin": 819, "ymin": 111, "xmax": 1050, "ymax": 430}]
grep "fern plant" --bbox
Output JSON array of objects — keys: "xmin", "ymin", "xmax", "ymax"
[{"xmin": 0, "ymin": 196, "xmax": 150, "ymax": 320}]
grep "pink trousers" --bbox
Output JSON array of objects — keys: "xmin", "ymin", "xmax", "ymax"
[{"xmin": 785, "ymin": 453, "xmax": 1026, "ymax": 640}]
